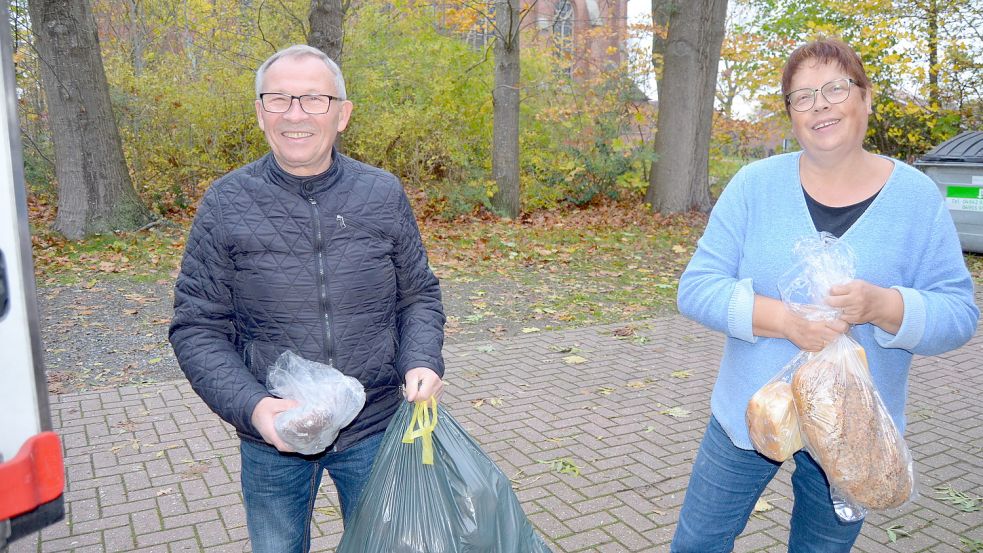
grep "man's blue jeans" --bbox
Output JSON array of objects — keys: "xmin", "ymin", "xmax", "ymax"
[
  {"xmin": 240, "ymin": 432, "xmax": 384, "ymax": 553},
  {"xmin": 670, "ymin": 416, "xmax": 863, "ymax": 553}
]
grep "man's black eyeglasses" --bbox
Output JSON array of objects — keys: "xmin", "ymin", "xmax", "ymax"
[{"xmin": 259, "ymin": 93, "xmax": 341, "ymax": 114}]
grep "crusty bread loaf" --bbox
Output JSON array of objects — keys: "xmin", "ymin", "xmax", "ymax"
[
  {"xmin": 791, "ymin": 356, "xmax": 913, "ymax": 510},
  {"xmin": 747, "ymin": 380, "xmax": 803, "ymax": 462}
]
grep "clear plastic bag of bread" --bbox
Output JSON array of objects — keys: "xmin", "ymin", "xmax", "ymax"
[
  {"xmin": 747, "ymin": 233, "xmax": 850, "ymax": 463},
  {"xmin": 779, "ymin": 232, "xmax": 855, "ymax": 322},
  {"xmin": 266, "ymin": 351, "xmax": 366, "ymax": 455},
  {"xmin": 746, "ymin": 352, "xmax": 808, "ymax": 462},
  {"xmin": 778, "ymin": 233, "xmax": 915, "ymax": 521},
  {"xmin": 792, "ymin": 335, "xmax": 915, "ymax": 520}
]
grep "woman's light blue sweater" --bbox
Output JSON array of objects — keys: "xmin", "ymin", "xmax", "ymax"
[{"xmin": 677, "ymin": 151, "xmax": 979, "ymax": 450}]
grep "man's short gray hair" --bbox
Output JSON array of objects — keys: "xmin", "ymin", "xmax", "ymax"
[{"xmin": 255, "ymin": 45, "xmax": 347, "ymax": 100}]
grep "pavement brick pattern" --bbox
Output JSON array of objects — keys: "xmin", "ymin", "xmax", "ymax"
[{"xmin": 10, "ymin": 315, "xmax": 983, "ymax": 552}]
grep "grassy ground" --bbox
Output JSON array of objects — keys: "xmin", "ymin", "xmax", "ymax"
[
  {"xmin": 29, "ymin": 196, "xmax": 983, "ymax": 337},
  {"xmin": 29, "ymin": 201, "xmax": 707, "ymax": 395},
  {"xmin": 423, "ymin": 205, "xmax": 705, "ymax": 332},
  {"xmin": 30, "ymin": 201, "xmax": 707, "ymax": 335}
]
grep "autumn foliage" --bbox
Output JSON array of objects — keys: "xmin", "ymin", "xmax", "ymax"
[{"xmin": 12, "ymin": 0, "xmax": 980, "ymax": 224}]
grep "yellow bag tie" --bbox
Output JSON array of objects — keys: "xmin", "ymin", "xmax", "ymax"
[{"xmin": 401, "ymin": 397, "xmax": 438, "ymax": 465}]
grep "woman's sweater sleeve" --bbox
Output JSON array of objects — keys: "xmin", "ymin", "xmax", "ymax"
[
  {"xmin": 677, "ymin": 169, "xmax": 757, "ymax": 343},
  {"xmin": 875, "ymin": 200, "xmax": 979, "ymax": 355}
]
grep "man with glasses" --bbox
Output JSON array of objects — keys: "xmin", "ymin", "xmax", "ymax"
[{"xmin": 169, "ymin": 45, "xmax": 446, "ymax": 553}]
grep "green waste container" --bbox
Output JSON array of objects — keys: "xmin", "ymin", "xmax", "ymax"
[{"xmin": 915, "ymin": 131, "xmax": 983, "ymax": 253}]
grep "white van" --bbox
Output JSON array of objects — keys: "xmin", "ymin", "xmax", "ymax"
[{"xmin": 0, "ymin": 5, "xmax": 65, "ymax": 550}]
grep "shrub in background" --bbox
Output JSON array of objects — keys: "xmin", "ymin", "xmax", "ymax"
[
  {"xmin": 19, "ymin": 0, "xmax": 652, "ymax": 219},
  {"xmin": 342, "ymin": 1, "xmax": 494, "ymax": 218},
  {"xmin": 93, "ymin": 0, "xmax": 304, "ymax": 215}
]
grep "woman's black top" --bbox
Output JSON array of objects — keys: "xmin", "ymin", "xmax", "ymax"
[{"xmin": 803, "ymin": 187, "xmax": 879, "ymax": 238}]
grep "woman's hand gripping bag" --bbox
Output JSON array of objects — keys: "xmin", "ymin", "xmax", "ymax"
[{"xmin": 336, "ymin": 398, "xmax": 553, "ymax": 553}]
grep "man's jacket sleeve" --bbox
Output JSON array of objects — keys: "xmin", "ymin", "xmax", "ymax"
[
  {"xmin": 169, "ymin": 189, "xmax": 269, "ymax": 437},
  {"xmin": 391, "ymin": 187, "xmax": 446, "ymax": 377}
]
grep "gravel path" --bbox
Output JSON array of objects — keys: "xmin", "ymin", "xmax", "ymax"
[
  {"xmin": 39, "ymin": 281, "xmax": 177, "ymax": 393},
  {"xmin": 37, "ymin": 277, "xmax": 587, "ymax": 394}
]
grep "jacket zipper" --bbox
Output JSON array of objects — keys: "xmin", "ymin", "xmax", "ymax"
[
  {"xmin": 336, "ymin": 214, "xmax": 388, "ymax": 242},
  {"xmin": 308, "ymin": 196, "xmax": 334, "ymax": 366}
]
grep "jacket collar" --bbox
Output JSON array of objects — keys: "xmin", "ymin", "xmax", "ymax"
[{"xmin": 265, "ymin": 148, "xmax": 344, "ymax": 197}]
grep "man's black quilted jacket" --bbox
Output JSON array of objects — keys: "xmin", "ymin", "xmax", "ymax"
[{"xmin": 169, "ymin": 151, "xmax": 445, "ymax": 452}]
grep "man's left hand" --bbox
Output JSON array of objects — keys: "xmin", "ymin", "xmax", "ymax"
[{"xmin": 404, "ymin": 367, "xmax": 443, "ymax": 402}]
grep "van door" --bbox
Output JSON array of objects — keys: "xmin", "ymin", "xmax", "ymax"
[{"xmin": 0, "ymin": 4, "xmax": 65, "ymax": 550}]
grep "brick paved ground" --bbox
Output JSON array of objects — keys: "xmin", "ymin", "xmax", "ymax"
[{"xmin": 10, "ymin": 314, "xmax": 983, "ymax": 552}]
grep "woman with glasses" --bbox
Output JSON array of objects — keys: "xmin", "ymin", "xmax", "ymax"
[{"xmin": 669, "ymin": 37, "xmax": 978, "ymax": 552}]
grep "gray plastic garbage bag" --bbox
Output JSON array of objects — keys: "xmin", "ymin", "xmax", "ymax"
[{"xmin": 336, "ymin": 398, "xmax": 553, "ymax": 553}]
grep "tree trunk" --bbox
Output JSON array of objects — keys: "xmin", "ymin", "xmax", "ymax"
[
  {"xmin": 645, "ymin": 0, "xmax": 727, "ymax": 214},
  {"xmin": 650, "ymin": 0, "xmax": 672, "ymax": 103},
  {"xmin": 925, "ymin": 0, "xmax": 939, "ymax": 106},
  {"xmin": 125, "ymin": 0, "xmax": 145, "ymax": 76},
  {"xmin": 28, "ymin": 0, "xmax": 151, "ymax": 240},
  {"xmin": 491, "ymin": 0, "xmax": 520, "ymax": 219},
  {"xmin": 308, "ymin": 0, "xmax": 345, "ymax": 63}
]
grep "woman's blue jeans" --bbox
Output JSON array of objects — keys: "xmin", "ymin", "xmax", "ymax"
[
  {"xmin": 670, "ymin": 416, "xmax": 863, "ymax": 553},
  {"xmin": 240, "ymin": 432, "xmax": 384, "ymax": 553}
]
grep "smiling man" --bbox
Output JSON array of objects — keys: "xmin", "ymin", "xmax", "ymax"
[
  {"xmin": 255, "ymin": 53, "xmax": 352, "ymax": 176},
  {"xmin": 169, "ymin": 45, "xmax": 446, "ymax": 553}
]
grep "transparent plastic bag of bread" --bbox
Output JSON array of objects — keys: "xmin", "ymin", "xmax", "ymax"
[
  {"xmin": 779, "ymin": 232, "xmax": 855, "ymax": 323},
  {"xmin": 746, "ymin": 352, "xmax": 808, "ymax": 462},
  {"xmin": 266, "ymin": 351, "xmax": 366, "ymax": 455},
  {"xmin": 791, "ymin": 335, "xmax": 915, "ymax": 520}
]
